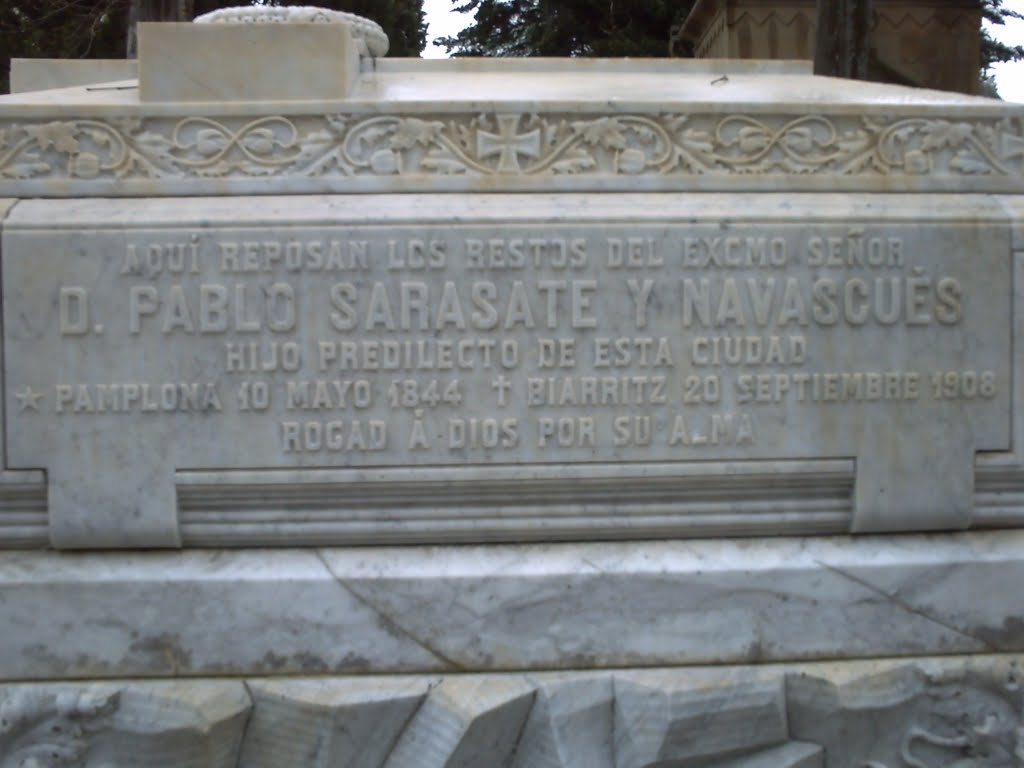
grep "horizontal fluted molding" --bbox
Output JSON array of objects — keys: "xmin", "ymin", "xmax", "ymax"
[
  {"xmin": 0, "ymin": 473, "xmax": 48, "ymax": 548},
  {"xmin": 3, "ymin": 459, "xmax": 1024, "ymax": 547},
  {"xmin": 178, "ymin": 462, "xmax": 853, "ymax": 545},
  {"xmin": 972, "ymin": 462, "xmax": 1024, "ymax": 527}
]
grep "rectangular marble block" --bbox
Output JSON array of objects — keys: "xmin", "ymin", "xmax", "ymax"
[
  {"xmin": 0, "ymin": 531, "xmax": 1021, "ymax": 680},
  {"xmin": 138, "ymin": 22, "xmax": 360, "ymax": 102},
  {"xmin": 2, "ymin": 193, "xmax": 1017, "ymax": 548},
  {"xmin": 9, "ymin": 58, "xmax": 138, "ymax": 93}
]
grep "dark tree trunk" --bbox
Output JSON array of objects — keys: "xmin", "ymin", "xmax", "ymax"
[{"xmin": 814, "ymin": 0, "xmax": 873, "ymax": 79}]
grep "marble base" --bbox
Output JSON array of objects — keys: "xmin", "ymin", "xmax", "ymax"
[
  {"xmin": 1, "ymin": 531, "xmax": 1021, "ymax": 680},
  {"xmin": 1, "ymin": 655, "xmax": 1020, "ymax": 767}
]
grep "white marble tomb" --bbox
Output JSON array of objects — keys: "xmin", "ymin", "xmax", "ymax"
[{"xmin": 1, "ymin": 8, "xmax": 1023, "ymax": 765}]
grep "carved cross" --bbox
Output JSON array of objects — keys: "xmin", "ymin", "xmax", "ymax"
[
  {"xmin": 491, "ymin": 375, "xmax": 511, "ymax": 407},
  {"xmin": 477, "ymin": 115, "xmax": 541, "ymax": 173}
]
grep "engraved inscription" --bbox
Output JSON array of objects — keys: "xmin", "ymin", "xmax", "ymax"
[{"xmin": 5, "ymin": 223, "xmax": 1010, "ymax": 473}]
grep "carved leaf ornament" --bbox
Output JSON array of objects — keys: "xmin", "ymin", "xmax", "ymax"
[
  {"xmin": 0, "ymin": 689, "xmax": 117, "ymax": 767},
  {"xmin": 860, "ymin": 682, "xmax": 1024, "ymax": 768},
  {"xmin": 1, "ymin": 112, "xmax": 1022, "ymax": 183}
]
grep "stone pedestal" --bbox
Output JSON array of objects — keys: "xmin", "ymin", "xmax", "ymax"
[{"xmin": 1, "ymin": 10, "xmax": 1023, "ymax": 764}]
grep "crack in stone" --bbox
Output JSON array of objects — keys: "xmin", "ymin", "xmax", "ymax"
[
  {"xmin": 234, "ymin": 679, "xmax": 257, "ymax": 768},
  {"xmin": 379, "ymin": 681, "xmax": 435, "ymax": 763},
  {"xmin": 505, "ymin": 687, "xmax": 539, "ymax": 768},
  {"xmin": 816, "ymin": 560, "xmax": 995, "ymax": 651},
  {"xmin": 314, "ymin": 550, "xmax": 466, "ymax": 671}
]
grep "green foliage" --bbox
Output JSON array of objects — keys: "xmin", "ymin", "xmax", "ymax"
[
  {"xmin": 981, "ymin": 0, "xmax": 1024, "ymax": 71},
  {"xmin": 440, "ymin": 0, "xmax": 1023, "ymax": 76},
  {"xmin": 1, "ymin": 0, "xmax": 130, "ymax": 93},
  {"xmin": 2, "ymin": 0, "xmax": 1020, "ymax": 96},
  {"xmin": 1, "ymin": 0, "xmax": 425, "ymax": 94},
  {"xmin": 437, "ymin": 0, "xmax": 694, "ymax": 57}
]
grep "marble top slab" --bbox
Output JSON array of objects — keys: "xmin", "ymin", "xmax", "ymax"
[{"xmin": 1, "ymin": 58, "xmax": 1022, "ymax": 196}]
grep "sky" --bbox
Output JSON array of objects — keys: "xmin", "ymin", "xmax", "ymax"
[
  {"xmin": 986, "ymin": 5, "xmax": 1024, "ymax": 102},
  {"xmin": 420, "ymin": 0, "xmax": 1024, "ymax": 102}
]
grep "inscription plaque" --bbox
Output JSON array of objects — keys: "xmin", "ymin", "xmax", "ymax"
[{"xmin": 3, "ymin": 195, "xmax": 1012, "ymax": 547}]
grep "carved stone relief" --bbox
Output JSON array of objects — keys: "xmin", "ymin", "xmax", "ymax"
[
  {"xmin": 0, "ymin": 658, "xmax": 1019, "ymax": 767},
  {"xmin": 1, "ymin": 113, "xmax": 1021, "ymax": 184},
  {"xmin": 0, "ymin": 683, "xmax": 249, "ymax": 767}
]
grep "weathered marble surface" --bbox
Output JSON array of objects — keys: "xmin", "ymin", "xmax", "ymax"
[
  {"xmin": 0, "ymin": 198, "xmax": 48, "ymax": 548},
  {"xmin": 970, "ymin": 197, "xmax": 1024, "ymax": 534},
  {"xmin": 194, "ymin": 5, "xmax": 390, "ymax": 57},
  {"xmin": 9, "ymin": 58, "xmax": 138, "ymax": 93},
  {"xmin": 0, "ymin": 533, "xmax": 1020, "ymax": 680},
  {"xmin": 0, "ymin": 680, "xmax": 250, "ymax": 767},
  {"xmin": 0, "ymin": 656, "xmax": 1020, "ymax": 767},
  {"xmin": 138, "ymin": 22, "xmax": 362, "ymax": 102},
  {"xmin": 3, "ymin": 193, "xmax": 1017, "ymax": 548},
  {"xmin": 1, "ymin": 56, "xmax": 1022, "ymax": 196},
  {"xmin": 1, "ymin": 23, "xmax": 1020, "ymax": 768}
]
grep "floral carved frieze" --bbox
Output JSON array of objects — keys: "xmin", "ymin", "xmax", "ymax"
[{"xmin": 1, "ymin": 112, "xmax": 1022, "ymax": 187}]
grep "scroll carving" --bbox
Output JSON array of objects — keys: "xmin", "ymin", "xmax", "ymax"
[{"xmin": 2, "ymin": 113, "xmax": 1021, "ymax": 183}]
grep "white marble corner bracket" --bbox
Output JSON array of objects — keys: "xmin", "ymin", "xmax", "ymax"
[{"xmin": 974, "ymin": 196, "xmax": 1024, "ymax": 530}]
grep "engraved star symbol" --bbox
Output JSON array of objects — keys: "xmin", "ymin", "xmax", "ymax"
[{"xmin": 15, "ymin": 387, "xmax": 44, "ymax": 412}]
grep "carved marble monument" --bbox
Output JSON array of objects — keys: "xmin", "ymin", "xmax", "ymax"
[{"xmin": 1, "ymin": 8, "xmax": 1023, "ymax": 765}]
